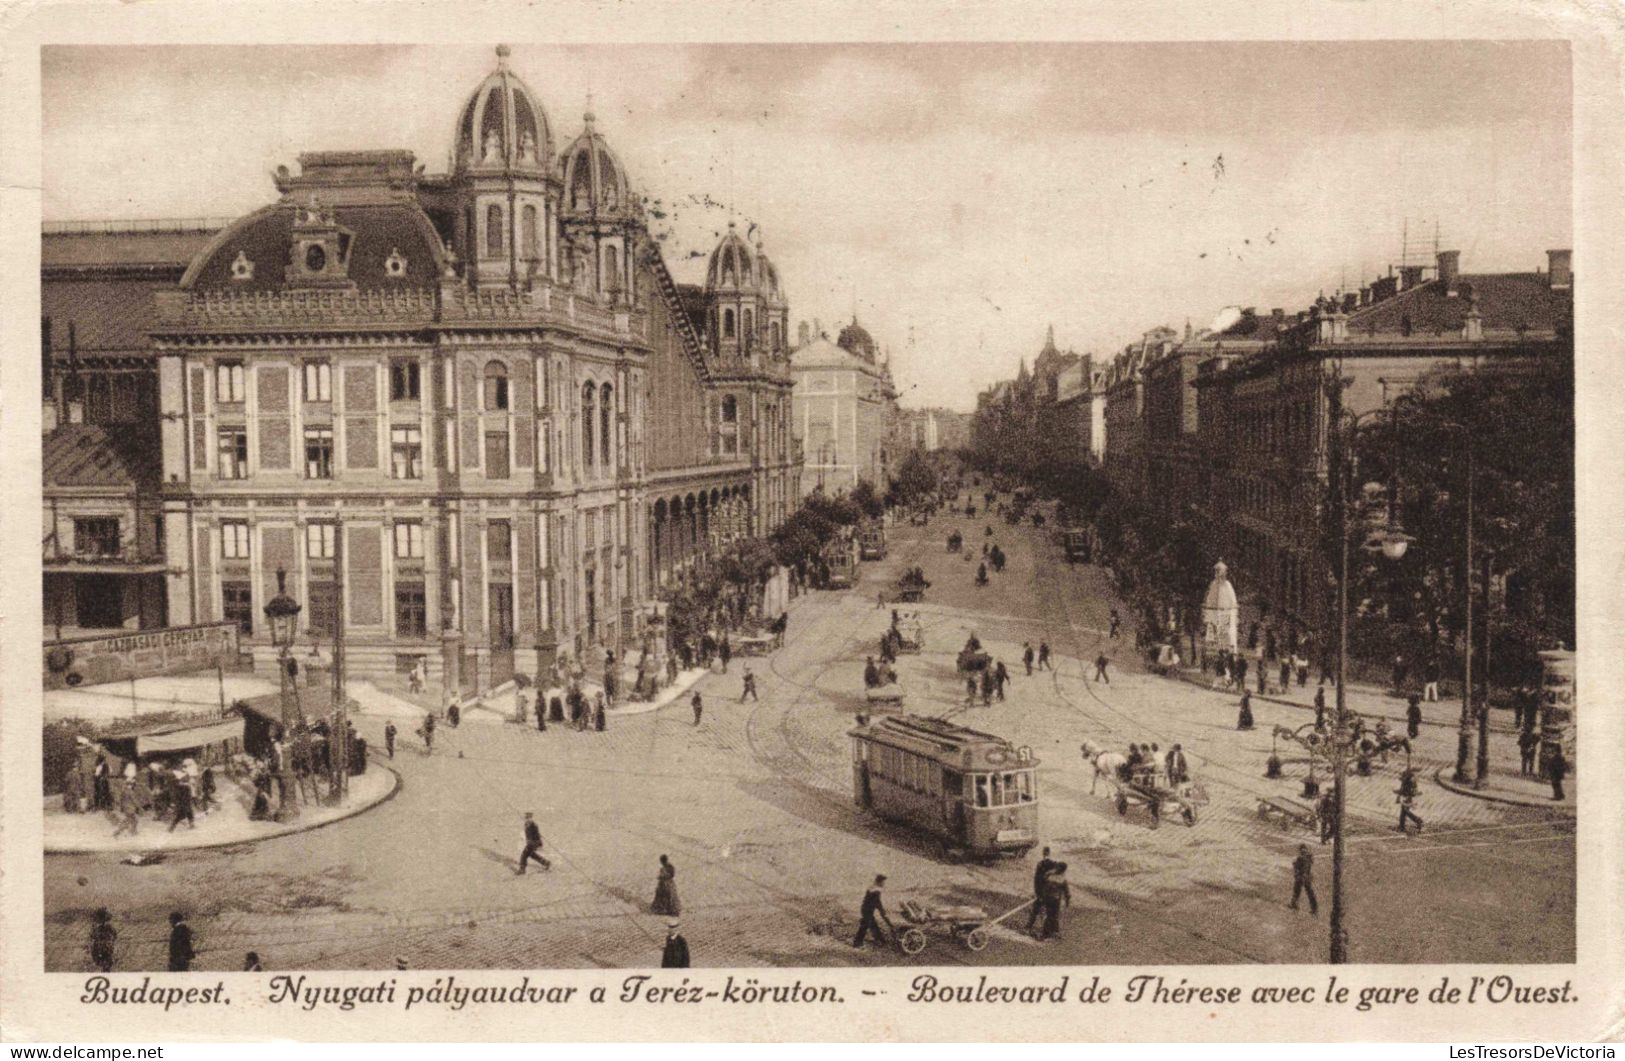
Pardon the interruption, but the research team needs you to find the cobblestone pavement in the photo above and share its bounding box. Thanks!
[44,511,1574,971]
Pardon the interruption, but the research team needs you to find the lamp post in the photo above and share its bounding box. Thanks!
[264,567,302,724]
[1326,376,1412,965]
[264,567,304,817]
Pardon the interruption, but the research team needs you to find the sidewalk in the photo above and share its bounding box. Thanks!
[46,763,398,854]
[1166,661,1573,812]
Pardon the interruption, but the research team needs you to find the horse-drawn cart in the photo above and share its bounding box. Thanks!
[1100,774,1208,827]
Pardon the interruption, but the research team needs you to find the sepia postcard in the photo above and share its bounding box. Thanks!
[1,0,1621,1044]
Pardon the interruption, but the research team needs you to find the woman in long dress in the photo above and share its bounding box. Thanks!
[651,854,680,916]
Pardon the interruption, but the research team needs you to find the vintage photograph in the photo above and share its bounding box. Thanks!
[37,40,1575,974]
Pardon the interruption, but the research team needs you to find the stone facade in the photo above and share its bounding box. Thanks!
[42,47,800,693]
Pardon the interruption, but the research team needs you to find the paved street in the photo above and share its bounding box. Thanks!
[45,511,1573,971]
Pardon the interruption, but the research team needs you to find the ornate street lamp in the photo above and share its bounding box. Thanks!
[264,567,302,728]
[264,567,302,653]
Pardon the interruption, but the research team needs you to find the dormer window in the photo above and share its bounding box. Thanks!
[305,244,327,272]
[384,247,408,279]
[230,251,255,281]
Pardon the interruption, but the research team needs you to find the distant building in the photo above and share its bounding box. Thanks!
[790,318,895,495]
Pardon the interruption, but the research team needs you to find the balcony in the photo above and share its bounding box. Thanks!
[43,540,167,574]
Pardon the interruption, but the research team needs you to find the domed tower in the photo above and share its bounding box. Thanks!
[557,108,643,304]
[753,237,790,359]
[451,44,559,288]
[704,222,767,361]
[836,317,877,363]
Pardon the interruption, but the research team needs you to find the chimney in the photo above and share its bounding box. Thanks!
[1548,249,1571,290]
[1437,250,1460,295]
[1399,265,1425,291]
[1371,276,1398,302]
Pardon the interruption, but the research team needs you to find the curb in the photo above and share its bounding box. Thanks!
[1431,765,1574,812]
[45,762,402,856]
[1167,668,1518,735]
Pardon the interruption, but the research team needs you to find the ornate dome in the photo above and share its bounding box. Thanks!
[454,45,552,174]
[559,111,635,219]
[755,241,784,304]
[705,221,757,292]
[836,318,877,362]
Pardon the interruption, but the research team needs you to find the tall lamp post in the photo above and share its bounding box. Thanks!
[1326,378,1413,964]
[264,567,304,817]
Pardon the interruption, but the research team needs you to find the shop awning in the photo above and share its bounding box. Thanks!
[136,717,243,756]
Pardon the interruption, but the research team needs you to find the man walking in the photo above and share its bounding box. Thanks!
[1548,745,1568,801]
[1290,845,1318,914]
[167,767,195,832]
[1037,641,1051,671]
[661,920,690,968]
[1023,642,1034,676]
[421,711,436,755]
[965,674,978,705]
[1405,695,1422,740]
[980,667,994,706]
[167,912,195,971]
[1313,687,1327,729]
[994,660,1009,701]
[1423,657,1441,703]
[691,691,704,726]
[719,635,732,674]
[384,720,397,759]
[1396,768,1424,834]
[1024,847,1059,934]
[740,665,758,703]
[852,875,894,949]
[517,812,552,874]
[1108,608,1121,639]
[1092,653,1110,684]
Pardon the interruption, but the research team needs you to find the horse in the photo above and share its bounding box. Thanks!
[1080,740,1130,795]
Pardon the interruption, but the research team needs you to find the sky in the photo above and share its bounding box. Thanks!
[42,42,1571,411]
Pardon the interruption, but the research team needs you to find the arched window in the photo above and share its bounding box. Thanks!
[720,395,739,456]
[723,308,735,339]
[581,382,597,470]
[600,383,613,467]
[483,360,509,411]
[486,203,504,257]
[603,244,619,292]
[522,205,538,260]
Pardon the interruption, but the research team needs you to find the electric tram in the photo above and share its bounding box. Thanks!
[850,714,1039,858]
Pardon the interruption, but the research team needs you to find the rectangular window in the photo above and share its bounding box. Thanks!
[393,520,424,559]
[484,431,510,479]
[390,359,421,402]
[302,360,332,402]
[217,428,249,479]
[73,517,120,557]
[391,426,423,479]
[487,520,512,563]
[304,427,334,479]
[306,522,336,559]
[215,361,245,403]
[221,520,251,560]
[307,581,339,639]
[222,581,253,636]
[395,583,427,639]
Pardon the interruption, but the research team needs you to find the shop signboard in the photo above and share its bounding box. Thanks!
[43,623,241,691]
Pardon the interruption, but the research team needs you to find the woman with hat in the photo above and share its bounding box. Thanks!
[651,854,681,916]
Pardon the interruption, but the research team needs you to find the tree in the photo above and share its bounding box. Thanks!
[888,450,939,510]
[849,480,885,520]
[1347,353,1574,688]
